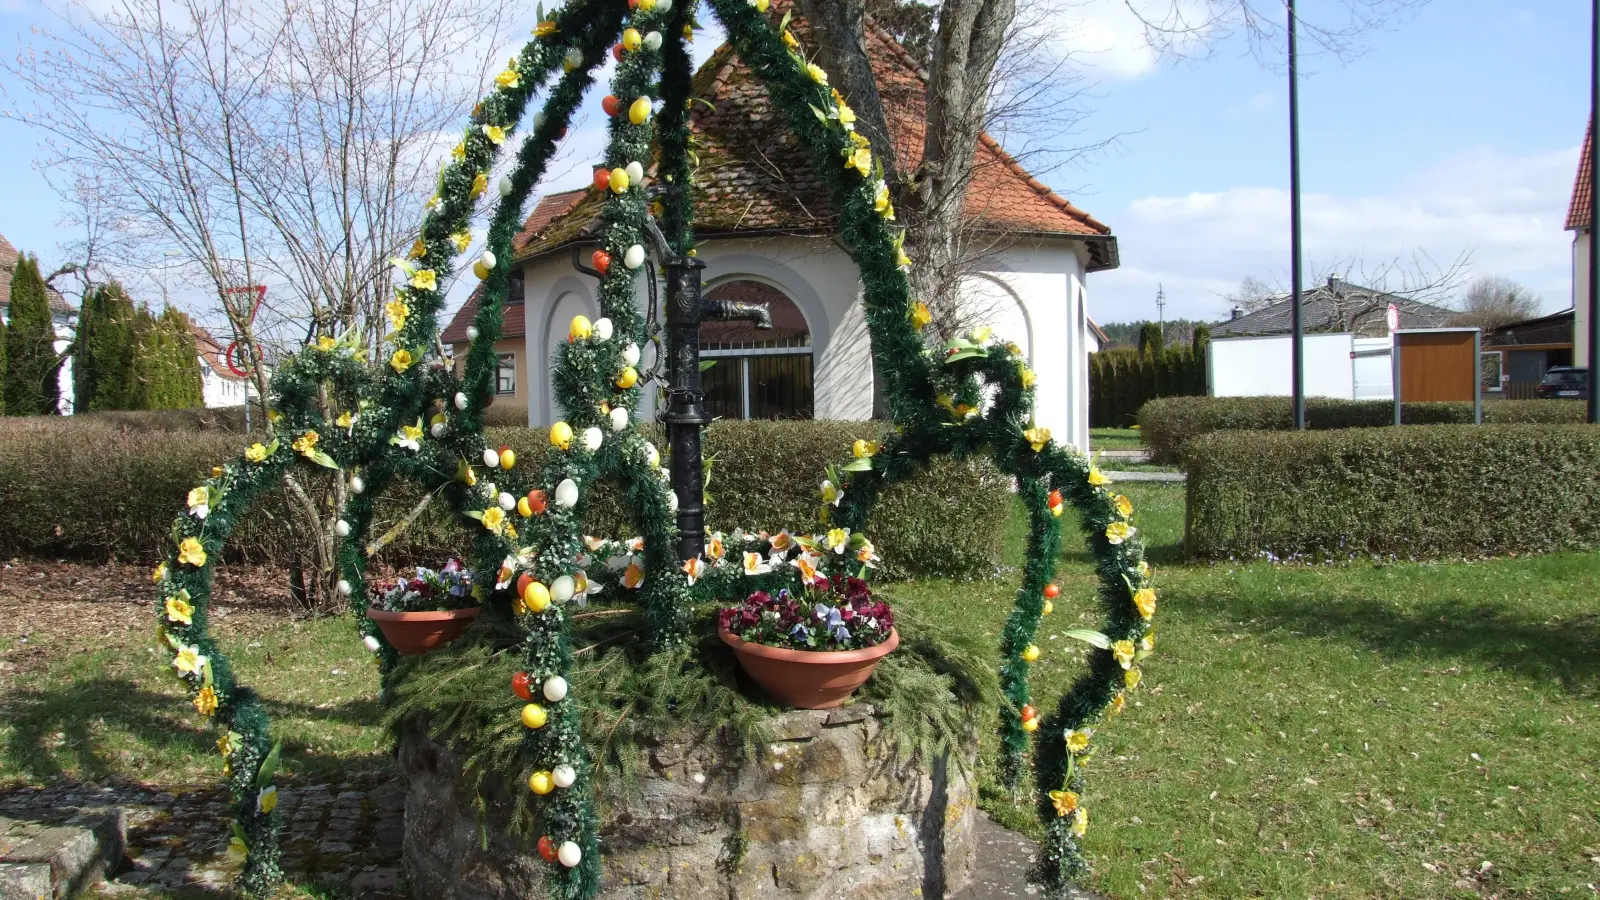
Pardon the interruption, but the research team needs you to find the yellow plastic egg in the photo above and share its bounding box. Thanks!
[1021,718,1039,733]
[568,315,592,341]
[517,496,533,517]
[523,581,551,613]
[608,167,631,194]
[520,703,548,729]
[528,770,554,795]
[499,448,516,470]
[550,421,573,450]
[1021,645,1040,662]
[622,28,642,51]
[615,367,638,389]
[628,97,651,126]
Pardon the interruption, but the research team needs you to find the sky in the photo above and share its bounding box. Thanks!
[0,0,1590,329]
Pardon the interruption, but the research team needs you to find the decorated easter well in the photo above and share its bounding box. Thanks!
[151,0,1158,897]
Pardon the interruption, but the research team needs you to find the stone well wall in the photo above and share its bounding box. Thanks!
[399,704,976,899]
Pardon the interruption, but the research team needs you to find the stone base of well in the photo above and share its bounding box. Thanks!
[398,704,976,899]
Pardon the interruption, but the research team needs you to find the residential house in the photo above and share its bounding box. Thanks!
[1483,308,1575,399]
[444,7,1118,451]
[190,322,258,408]
[0,232,76,413]
[1214,276,1453,338]
[1565,119,1593,369]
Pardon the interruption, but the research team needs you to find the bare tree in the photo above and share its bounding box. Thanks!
[1222,274,1277,314]
[1122,0,1429,63]
[6,0,513,607]
[794,0,1106,339]
[1450,275,1541,331]
[1223,251,1470,335]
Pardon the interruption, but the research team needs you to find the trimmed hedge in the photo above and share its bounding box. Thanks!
[1185,424,1600,561]
[1138,396,1588,464]
[0,417,1010,580]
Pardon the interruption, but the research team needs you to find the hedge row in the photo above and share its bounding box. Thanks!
[1185,424,1600,561]
[1137,396,1588,463]
[1088,345,1206,428]
[0,417,1010,580]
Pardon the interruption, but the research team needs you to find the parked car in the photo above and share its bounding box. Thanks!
[1534,366,1590,400]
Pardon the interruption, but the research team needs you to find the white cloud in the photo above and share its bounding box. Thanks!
[1055,0,1212,81]
[1088,144,1581,323]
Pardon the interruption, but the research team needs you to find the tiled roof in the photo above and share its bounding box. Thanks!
[511,2,1114,268]
[1568,118,1591,232]
[190,322,249,381]
[441,190,581,344]
[1214,279,1454,338]
[0,233,73,316]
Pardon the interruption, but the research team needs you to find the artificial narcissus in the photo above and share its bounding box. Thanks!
[511,672,533,701]
[602,95,623,116]
[615,366,639,389]
[568,315,592,341]
[550,421,574,450]
[1021,645,1041,662]
[528,770,554,795]
[520,703,548,729]
[592,249,611,276]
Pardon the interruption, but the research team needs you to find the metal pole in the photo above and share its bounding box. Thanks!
[1288,0,1306,430]
[1590,0,1599,422]
[1473,329,1482,424]
[663,258,710,563]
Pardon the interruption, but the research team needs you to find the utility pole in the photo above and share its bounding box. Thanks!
[1590,0,1599,423]
[1155,284,1167,341]
[1288,0,1306,430]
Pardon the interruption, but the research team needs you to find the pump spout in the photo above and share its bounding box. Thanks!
[701,298,772,329]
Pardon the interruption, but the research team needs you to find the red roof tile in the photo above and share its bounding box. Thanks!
[1568,118,1592,232]
[512,5,1114,268]
[190,322,248,381]
[442,287,526,344]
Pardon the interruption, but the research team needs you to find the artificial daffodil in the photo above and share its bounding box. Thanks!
[165,590,195,626]
[178,537,208,568]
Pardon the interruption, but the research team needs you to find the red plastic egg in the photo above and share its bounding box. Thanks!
[526,490,548,515]
[1047,489,1063,508]
[1043,583,1060,599]
[516,573,534,599]
[592,168,610,191]
[602,95,622,117]
[1020,704,1037,722]
[592,249,611,276]
[611,43,625,61]
[512,671,533,701]
[538,835,559,863]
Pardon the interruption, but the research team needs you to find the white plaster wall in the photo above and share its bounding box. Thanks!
[1575,231,1592,368]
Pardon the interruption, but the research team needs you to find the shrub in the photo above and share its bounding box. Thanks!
[1185,424,1600,561]
[0,417,1010,580]
[1089,345,1206,428]
[1138,396,1587,464]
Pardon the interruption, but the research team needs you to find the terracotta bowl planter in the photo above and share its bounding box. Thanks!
[369,606,480,655]
[719,626,899,709]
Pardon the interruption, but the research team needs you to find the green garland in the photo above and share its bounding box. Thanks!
[155,1,1158,897]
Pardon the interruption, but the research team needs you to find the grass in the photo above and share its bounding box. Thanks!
[879,482,1600,899]
[5,481,1599,899]
[1091,427,1146,451]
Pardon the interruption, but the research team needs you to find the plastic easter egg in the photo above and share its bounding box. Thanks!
[555,478,579,508]
[542,675,569,702]
[583,427,603,452]
[549,575,575,603]
[623,244,645,269]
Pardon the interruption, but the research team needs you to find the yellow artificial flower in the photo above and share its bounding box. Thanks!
[896,245,912,269]
[782,30,800,50]
[970,326,992,344]
[410,268,437,291]
[258,786,278,814]
[1113,493,1133,518]
[495,68,521,89]
[1087,467,1112,486]
[481,506,506,531]
[316,335,336,352]
[851,439,878,459]
[409,238,427,259]
[820,480,843,507]
[186,486,208,512]
[336,411,353,429]
[1140,631,1156,652]
[483,124,507,146]
[227,836,249,862]
[806,63,828,84]
[1049,789,1079,817]
[1111,639,1136,669]
[825,527,850,553]
[795,554,819,582]
[1023,427,1051,452]
[172,644,206,676]
[623,561,645,589]
[1105,521,1133,545]
[1020,366,1037,389]
[178,537,208,568]
[451,140,467,161]
[218,731,240,757]
[244,442,268,463]
[1110,693,1126,715]
[390,348,415,374]
[874,181,893,216]
[193,685,218,716]
[707,535,726,560]
[451,231,472,253]
[165,591,195,626]
[152,562,168,583]
[844,146,872,176]
[1071,807,1088,838]
[1065,729,1091,754]
[533,20,557,37]
[909,301,932,330]
[1125,667,1142,690]
[836,102,857,129]
[1136,559,1151,579]
[385,298,410,330]
[267,408,282,423]
[1132,587,1157,620]
[471,173,488,198]
[750,0,769,10]
[292,430,320,456]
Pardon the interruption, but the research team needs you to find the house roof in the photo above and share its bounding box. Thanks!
[1568,119,1592,233]
[1484,307,1575,347]
[0,233,73,316]
[507,2,1114,269]
[1214,278,1454,337]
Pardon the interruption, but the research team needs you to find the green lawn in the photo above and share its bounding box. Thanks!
[4,482,1598,900]
[1091,427,1146,451]
[881,482,1600,899]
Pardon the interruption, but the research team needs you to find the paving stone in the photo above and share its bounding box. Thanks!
[0,861,54,899]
